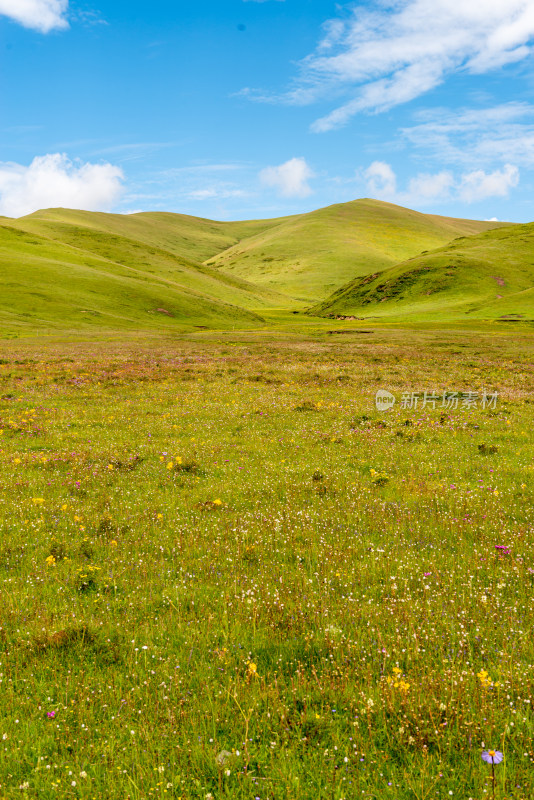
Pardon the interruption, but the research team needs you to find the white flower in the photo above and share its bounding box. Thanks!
[79,771,88,779]
[215,750,232,767]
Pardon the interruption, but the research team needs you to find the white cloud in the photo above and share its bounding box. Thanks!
[0,0,69,33]
[364,162,397,199]
[363,161,519,206]
[458,164,519,202]
[407,171,455,201]
[188,187,249,200]
[402,102,534,167]
[288,0,534,130]
[0,154,124,218]
[259,157,314,197]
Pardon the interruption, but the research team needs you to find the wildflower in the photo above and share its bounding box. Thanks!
[45,555,56,566]
[47,711,56,718]
[247,660,258,677]
[216,750,232,767]
[482,750,503,764]
[477,669,493,688]
[213,498,222,506]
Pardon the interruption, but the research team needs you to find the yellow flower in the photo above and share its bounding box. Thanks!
[32,498,45,505]
[167,461,174,470]
[477,669,492,688]
[246,661,258,677]
[45,555,56,566]
[213,498,222,506]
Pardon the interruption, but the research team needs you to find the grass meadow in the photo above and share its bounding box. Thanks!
[0,325,533,799]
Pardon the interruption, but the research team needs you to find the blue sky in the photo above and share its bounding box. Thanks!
[1,0,534,221]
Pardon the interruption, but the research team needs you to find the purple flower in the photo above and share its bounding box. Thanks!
[47,711,56,718]
[482,749,503,764]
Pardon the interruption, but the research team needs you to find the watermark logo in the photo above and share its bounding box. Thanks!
[375,389,499,411]
[375,389,396,412]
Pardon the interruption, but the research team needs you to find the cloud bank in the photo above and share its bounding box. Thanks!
[0,154,124,218]
[289,0,534,131]
[0,0,69,33]
[364,160,519,206]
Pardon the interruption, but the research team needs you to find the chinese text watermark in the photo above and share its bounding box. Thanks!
[375,389,499,412]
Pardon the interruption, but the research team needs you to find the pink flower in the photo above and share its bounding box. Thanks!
[47,711,56,719]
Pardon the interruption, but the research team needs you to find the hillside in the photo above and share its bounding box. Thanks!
[19,208,287,264]
[0,220,272,334]
[310,222,534,322]
[0,200,515,334]
[204,199,506,302]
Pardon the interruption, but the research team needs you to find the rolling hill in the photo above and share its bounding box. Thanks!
[0,199,518,334]
[0,219,278,334]
[204,199,506,302]
[310,222,534,322]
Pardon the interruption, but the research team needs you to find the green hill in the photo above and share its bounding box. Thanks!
[205,199,506,302]
[19,208,285,264]
[0,220,274,334]
[0,200,516,335]
[310,222,534,322]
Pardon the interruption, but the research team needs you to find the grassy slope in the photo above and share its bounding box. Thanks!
[0,200,516,334]
[310,222,534,321]
[205,199,507,302]
[0,222,268,333]
[21,208,286,263]
[0,207,304,333]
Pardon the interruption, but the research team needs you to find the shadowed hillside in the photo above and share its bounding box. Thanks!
[0,222,268,333]
[310,222,534,322]
[204,199,507,302]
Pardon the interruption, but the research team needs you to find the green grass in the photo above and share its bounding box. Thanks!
[312,222,534,322]
[205,199,507,302]
[0,327,533,799]
[1,200,511,337]
[0,219,286,335]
